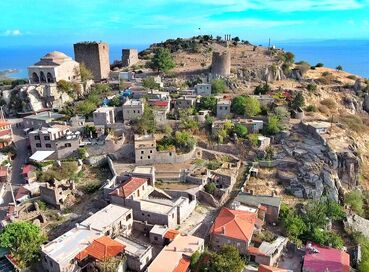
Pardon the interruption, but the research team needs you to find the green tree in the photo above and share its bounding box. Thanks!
[136,107,155,134]
[207,245,245,272]
[79,63,93,81]
[0,221,46,268]
[266,115,282,135]
[231,96,247,115]
[77,100,97,117]
[244,96,261,117]
[199,96,217,112]
[247,133,259,147]
[211,79,227,94]
[311,229,344,249]
[108,96,122,107]
[285,52,295,63]
[223,120,234,132]
[174,131,196,151]
[143,77,160,90]
[149,48,175,73]
[190,251,201,269]
[291,92,305,109]
[204,182,217,195]
[233,124,248,138]
[254,84,271,95]
[336,65,343,71]
[315,63,324,67]
[307,83,317,92]
[345,190,364,215]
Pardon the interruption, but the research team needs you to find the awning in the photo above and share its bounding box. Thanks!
[29,151,55,162]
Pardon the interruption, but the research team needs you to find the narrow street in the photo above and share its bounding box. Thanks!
[0,119,28,220]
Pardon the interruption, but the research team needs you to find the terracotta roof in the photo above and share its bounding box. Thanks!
[164,229,180,240]
[258,264,288,272]
[150,100,169,107]
[75,236,125,262]
[0,121,11,127]
[259,205,267,211]
[248,246,267,257]
[110,177,148,198]
[15,187,30,201]
[172,256,190,272]
[211,207,256,241]
[303,242,350,272]
[0,167,8,177]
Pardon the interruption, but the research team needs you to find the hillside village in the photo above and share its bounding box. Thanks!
[0,35,368,272]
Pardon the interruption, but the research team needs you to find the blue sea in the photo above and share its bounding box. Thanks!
[1,40,369,78]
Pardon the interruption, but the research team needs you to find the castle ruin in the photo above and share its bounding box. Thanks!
[73,41,110,82]
[211,51,231,77]
[122,48,139,67]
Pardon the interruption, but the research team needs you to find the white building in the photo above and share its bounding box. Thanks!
[41,204,133,272]
[216,99,231,119]
[28,51,80,84]
[195,83,212,96]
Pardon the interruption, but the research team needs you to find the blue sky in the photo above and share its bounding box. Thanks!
[1,0,369,47]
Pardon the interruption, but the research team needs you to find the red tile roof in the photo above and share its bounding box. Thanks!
[211,207,256,241]
[164,229,180,240]
[110,177,148,198]
[258,264,288,272]
[150,100,169,107]
[15,186,30,201]
[172,256,190,272]
[75,236,125,262]
[303,242,350,272]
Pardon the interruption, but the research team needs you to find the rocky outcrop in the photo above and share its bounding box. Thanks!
[237,65,286,82]
[345,213,369,239]
[337,151,360,188]
[363,93,369,113]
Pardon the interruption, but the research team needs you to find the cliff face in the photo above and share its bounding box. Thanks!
[236,65,286,82]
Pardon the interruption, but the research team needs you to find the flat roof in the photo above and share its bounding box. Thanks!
[42,204,131,264]
[133,166,154,175]
[235,192,281,208]
[29,151,55,162]
[147,234,204,272]
[94,107,114,113]
[140,199,174,214]
[150,225,168,236]
[81,204,131,232]
[305,121,331,129]
[123,99,142,106]
[23,111,64,121]
[115,236,150,257]
[259,236,288,256]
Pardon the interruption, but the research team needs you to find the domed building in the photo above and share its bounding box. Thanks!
[28,51,80,84]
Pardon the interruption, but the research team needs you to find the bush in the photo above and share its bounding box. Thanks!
[320,98,337,109]
[345,190,364,215]
[244,96,261,117]
[211,79,227,94]
[340,114,366,133]
[291,92,305,109]
[305,105,317,112]
[204,182,217,195]
[295,61,311,75]
[306,83,317,92]
[79,63,93,81]
[254,84,271,95]
[266,115,282,135]
[315,63,324,67]
[233,124,248,138]
[198,96,217,112]
[82,181,101,194]
[336,65,343,71]
[143,77,160,90]
[207,160,222,170]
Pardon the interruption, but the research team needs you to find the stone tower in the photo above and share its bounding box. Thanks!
[122,49,139,67]
[73,42,110,82]
[211,51,231,77]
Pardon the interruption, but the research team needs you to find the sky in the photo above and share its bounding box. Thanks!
[1,0,369,47]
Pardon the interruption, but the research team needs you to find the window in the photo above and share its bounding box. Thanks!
[45,144,51,148]
[148,156,150,159]
[154,236,158,241]
[140,156,143,159]
[150,150,153,153]
[138,110,140,113]
[36,143,41,148]
[133,110,136,113]
[34,135,40,140]
[44,136,50,141]
[219,106,222,110]
[126,213,132,221]
[225,107,228,110]
[65,143,72,147]
[141,150,144,154]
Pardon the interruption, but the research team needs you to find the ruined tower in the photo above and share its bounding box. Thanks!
[211,51,231,77]
[122,49,139,67]
[73,41,110,82]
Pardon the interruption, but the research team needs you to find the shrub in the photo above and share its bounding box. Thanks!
[254,84,271,95]
[340,114,366,133]
[315,63,324,67]
[336,65,343,71]
[291,92,305,109]
[233,124,248,138]
[318,104,329,114]
[345,190,364,215]
[204,182,217,195]
[82,181,101,194]
[295,61,311,75]
[143,77,160,90]
[266,115,282,135]
[207,160,222,170]
[306,83,317,92]
[211,79,227,94]
[320,98,337,109]
[305,105,317,112]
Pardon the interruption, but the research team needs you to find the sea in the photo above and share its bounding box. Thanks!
[1,39,369,78]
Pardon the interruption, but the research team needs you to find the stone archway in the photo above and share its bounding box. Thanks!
[40,71,46,83]
[47,72,54,83]
[32,72,39,83]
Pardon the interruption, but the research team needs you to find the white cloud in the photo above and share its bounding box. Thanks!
[4,29,22,36]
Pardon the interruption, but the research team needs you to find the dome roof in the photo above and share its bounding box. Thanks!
[42,51,70,60]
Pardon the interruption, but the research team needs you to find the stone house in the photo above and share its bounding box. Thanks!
[210,207,262,255]
[251,95,275,107]
[257,136,271,151]
[115,235,153,272]
[302,121,331,135]
[175,96,197,109]
[93,106,115,126]
[149,225,168,245]
[122,99,144,121]
[233,192,281,223]
[28,51,80,84]
[108,176,196,228]
[247,236,288,266]
[197,110,210,122]
[69,115,85,128]
[41,204,133,272]
[23,111,65,129]
[195,83,212,96]
[216,99,231,119]
[28,124,80,160]
[40,179,75,209]
[148,100,170,124]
